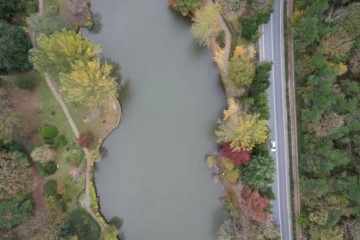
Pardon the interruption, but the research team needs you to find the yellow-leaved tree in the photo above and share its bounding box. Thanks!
[29,30,101,78]
[59,59,118,107]
[215,113,268,151]
[191,4,220,46]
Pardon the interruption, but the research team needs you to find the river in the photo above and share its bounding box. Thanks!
[83,0,226,239]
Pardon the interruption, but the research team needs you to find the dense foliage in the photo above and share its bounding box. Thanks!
[29,30,101,78]
[0,198,33,229]
[292,0,360,237]
[0,20,32,74]
[0,0,22,22]
[62,209,101,240]
[168,0,202,16]
[0,148,32,199]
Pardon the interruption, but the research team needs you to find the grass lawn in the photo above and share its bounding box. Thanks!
[37,72,85,211]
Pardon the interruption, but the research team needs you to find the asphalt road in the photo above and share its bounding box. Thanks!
[259,0,293,239]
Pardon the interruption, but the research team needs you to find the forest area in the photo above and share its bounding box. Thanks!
[291,0,360,238]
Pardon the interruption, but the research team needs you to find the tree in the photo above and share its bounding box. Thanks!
[77,131,95,148]
[29,30,101,78]
[227,54,256,88]
[300,177,330,199]
[343,2,360,39]
[168,0,202,16]
[218,218,279,240]
[318,29,353,57]
[59,59,118,107]
[219,142,252,166]
[0,20,31,74]
[0,198,33,229]
[242,155,275,189]
[308,225,344,240]
[248,62,272,97]
[31,145,55,163]
[0,112,24,144]
[308,112,344,138]
[191,4,220,46]
[221,157,240,184]
[349,48,360,76]
[215,113,268,151]
[241,185,271,222]
[0,0,22,22]
[26,11,70,36]
[309,209,329,226]
[0,149,31,199]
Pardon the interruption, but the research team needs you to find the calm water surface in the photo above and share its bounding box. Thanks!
[84,0,226,239]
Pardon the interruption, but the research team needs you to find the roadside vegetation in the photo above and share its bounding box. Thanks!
[0,0,121,239]
[171,0,279,239]
[291,0,360,239]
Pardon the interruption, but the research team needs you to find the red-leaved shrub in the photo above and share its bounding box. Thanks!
[241,185,270,223]
[219,143,252,166]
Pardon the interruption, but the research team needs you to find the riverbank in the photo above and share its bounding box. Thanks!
[170,0,280,238]
[34,0,123,238]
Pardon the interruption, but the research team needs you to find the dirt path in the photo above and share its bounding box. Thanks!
[286,0,302,239]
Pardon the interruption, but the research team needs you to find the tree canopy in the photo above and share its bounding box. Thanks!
[191,4,220,46]
[0,149,32,199]
[215,113,268,151]
[227,54,256,88]
[29,30,101,78]
[169,0,202,16]
[59,59,118,107]
[0,20,31,74]
[241,155,275,189]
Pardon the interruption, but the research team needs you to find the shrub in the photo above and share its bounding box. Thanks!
[38,161,57,176]
[77,131,95,148]
[31,144,55,163]
[44,179,61,200]
[0,198,33,229]
[39,124,58,139]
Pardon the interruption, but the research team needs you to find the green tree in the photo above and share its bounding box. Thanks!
[227,54,256,88]
[300,177,330,199]
[215,113,268,151]
[343,2,360,39]
[191,4,220,46]
[59,59,118,107]
[0,0,22,22]
[169,0,202,16]
[241,155,275,189]
[29,30,101,78]
[248,62,272,96]
[0,149,32,199]
[0,20,31,74]
[0,198,33,229]
[26,11,70,36]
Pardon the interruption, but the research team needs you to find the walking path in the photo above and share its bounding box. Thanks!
[286,0,302,239]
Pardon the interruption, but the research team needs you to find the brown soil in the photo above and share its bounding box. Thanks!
[10,72,43,145]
